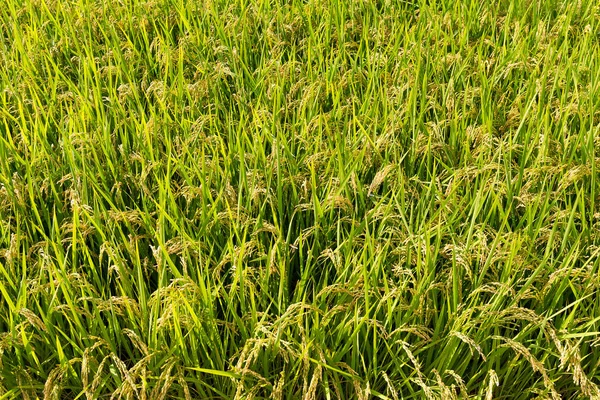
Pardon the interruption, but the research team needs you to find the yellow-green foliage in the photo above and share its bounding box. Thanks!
[1,0,600,398]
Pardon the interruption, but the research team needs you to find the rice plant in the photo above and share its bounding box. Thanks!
[1,0,600,398]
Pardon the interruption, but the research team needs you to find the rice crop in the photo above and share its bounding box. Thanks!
[1,0,600,398]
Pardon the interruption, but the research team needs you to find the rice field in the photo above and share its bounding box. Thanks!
[1,0,600,398]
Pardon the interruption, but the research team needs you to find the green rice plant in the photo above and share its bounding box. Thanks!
[1,0,600,398]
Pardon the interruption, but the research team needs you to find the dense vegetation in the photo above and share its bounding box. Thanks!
[1,0,600,398]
